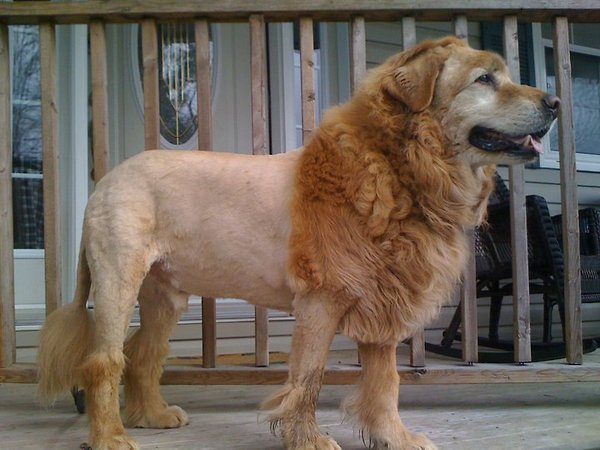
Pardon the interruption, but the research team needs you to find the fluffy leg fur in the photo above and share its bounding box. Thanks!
[342,343,437,450]
[76,238,154,450]
[123,272,189,428]
[261,291,346,450]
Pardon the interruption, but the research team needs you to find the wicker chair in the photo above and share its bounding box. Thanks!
[437,174,600,360]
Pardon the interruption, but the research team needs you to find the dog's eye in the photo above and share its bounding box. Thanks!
[476,73,494,85]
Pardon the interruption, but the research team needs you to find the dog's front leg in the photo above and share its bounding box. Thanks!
[342,342,437,450]
[261,291,345,450]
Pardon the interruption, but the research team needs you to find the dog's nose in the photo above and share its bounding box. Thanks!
[543,94,560,118]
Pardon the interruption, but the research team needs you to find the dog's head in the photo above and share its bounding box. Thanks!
[370,36,558,166]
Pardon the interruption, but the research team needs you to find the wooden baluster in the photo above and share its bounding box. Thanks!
[195,19,218,369]
[553,17,583,365]
[141,19,160,150]
[0,24,15,368]
[300,16,316,144]
[503,16,532,364]
[250,14,270,367]
[400,16,426,367]
[40,23,62,315]
[453,15,478,364]
[350,15,367,366]
[401,16,416,49]
[90,20,110,182]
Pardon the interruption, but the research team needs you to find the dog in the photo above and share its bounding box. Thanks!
[37,36,558,450]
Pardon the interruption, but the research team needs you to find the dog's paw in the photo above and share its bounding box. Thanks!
[372,432,438,450]
[130,405,189,429]
[291,435,342,450]
[90,433,140,450]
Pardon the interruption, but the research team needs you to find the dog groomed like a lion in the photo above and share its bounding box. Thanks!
[38,36,558,450]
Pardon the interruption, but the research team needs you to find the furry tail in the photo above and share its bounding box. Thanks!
[37,243,95,406]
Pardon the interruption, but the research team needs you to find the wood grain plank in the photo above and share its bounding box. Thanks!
[299,16,316,144]
[40,23,62,315]
[3,362,600,385]
[504,15,531,363]
[141,18,160,150]
[195,19,212,151]
[2,2,600,24]
[400,15,426,367]
[350,16,366,89]
[250,14,268,156]
[250,15,270,366]
[453,14,469,40]
[202,298,217,368]
[350,16,367,366]
[0,24,15,368]
[90,20,110,182]
[460,237,478,364]
[255,307,269,367]
[553,17,583,365]
[401,16,416,50]
[454,16,477,364]
[410,331,425,368]
[194,19,218,369]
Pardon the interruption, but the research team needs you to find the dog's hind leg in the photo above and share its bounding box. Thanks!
[261,291,346,450]
[123,269,190,429]
[342,342,437,450]
[78,248,153,450]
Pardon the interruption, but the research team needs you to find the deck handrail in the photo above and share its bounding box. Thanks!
[1,1,600,23]
[0,2,593,383]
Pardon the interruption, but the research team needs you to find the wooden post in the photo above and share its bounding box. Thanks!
[453,15,477,364]
[350,16,367,366]
[401,16,416,49]
[453,15,469,41]
[503,15,532,364]
[90,20,110,182]
[299,16,316,144]
[196,19,212,151]
[0,24,16,368]
[400,16,425,367]
[40,23,62,315]
[250,14,270,367]
[195,19,217,369]
[350,16,366,88]
[141,19,160,150]
[201,297,217,369]
[553,17,582,365]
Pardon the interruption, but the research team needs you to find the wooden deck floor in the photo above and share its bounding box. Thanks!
[2,346,600,449]
[2,376,600,449]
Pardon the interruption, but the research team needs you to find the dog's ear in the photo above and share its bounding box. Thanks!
[383,45,451,112]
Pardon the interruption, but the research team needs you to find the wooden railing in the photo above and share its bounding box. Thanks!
[1,1,600,384]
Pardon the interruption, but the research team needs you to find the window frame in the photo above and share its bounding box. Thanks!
[10,25,45,254]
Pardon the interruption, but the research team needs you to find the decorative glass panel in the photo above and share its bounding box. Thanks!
[159,23,198,146]
[139,23,214,148]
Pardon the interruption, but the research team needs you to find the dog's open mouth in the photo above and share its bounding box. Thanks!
[469,124,551,157]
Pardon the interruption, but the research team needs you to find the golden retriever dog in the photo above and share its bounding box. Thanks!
[37,36,558,450]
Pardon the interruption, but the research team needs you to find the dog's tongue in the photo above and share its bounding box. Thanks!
[529,135,544,154]
[509,135,544,154]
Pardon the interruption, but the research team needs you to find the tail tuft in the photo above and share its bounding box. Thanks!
[37,301,95,406]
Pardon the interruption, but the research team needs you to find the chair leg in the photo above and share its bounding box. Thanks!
[441,301,462,347]
[488,292,503,343]
[543,296,554,343]
[557,303,566,343]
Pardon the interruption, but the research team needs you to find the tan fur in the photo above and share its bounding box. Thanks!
[37,36,556,450]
